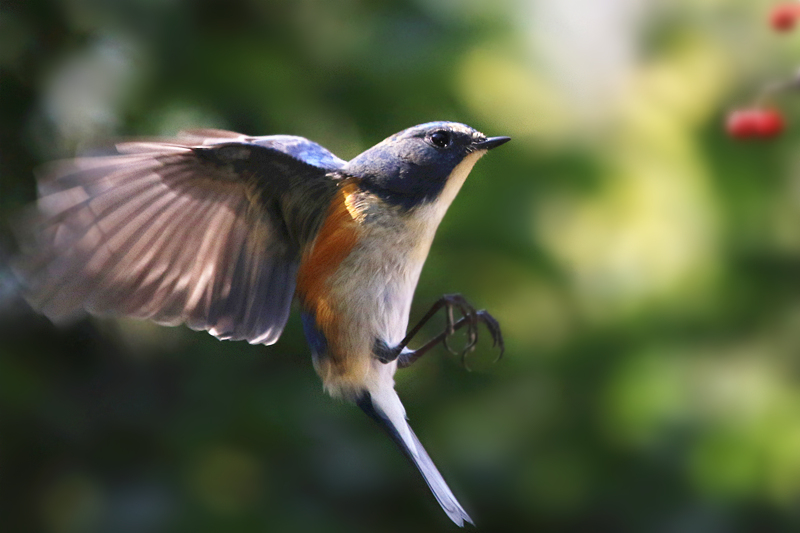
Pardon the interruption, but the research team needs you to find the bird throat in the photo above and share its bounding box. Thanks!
[413,150,483,229]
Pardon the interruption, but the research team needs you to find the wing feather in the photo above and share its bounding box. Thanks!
[16,133,338,345]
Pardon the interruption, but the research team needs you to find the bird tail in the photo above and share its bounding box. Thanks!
[357,388,473,527]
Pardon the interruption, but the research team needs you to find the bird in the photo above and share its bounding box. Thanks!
[14,121,509,526]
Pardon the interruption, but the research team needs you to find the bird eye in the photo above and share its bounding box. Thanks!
[428,130,451,149]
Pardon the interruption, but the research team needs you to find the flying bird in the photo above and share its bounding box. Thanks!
[15,121,509,526]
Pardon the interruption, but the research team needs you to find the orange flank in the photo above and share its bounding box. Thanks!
[296,180,363,362]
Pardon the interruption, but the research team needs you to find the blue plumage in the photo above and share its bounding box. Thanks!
[301,311,328,358]
[346,121,487,209]
[249,135,346,171]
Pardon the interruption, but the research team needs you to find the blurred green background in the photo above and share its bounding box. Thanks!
[3,0,800,531]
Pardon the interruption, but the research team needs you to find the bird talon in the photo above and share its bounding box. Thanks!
[445,305,457,333]
[396,295,506,369]
[461,349,473,371]
[442,334,460,355]
[476,309,505,363]
[463,328,478,352]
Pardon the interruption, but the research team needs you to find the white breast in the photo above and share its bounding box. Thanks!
[316,151,486,399]
[330,151,485,349]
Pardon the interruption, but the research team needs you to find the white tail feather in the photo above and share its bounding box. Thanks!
[359,388,473,527]
[404,421,474,527]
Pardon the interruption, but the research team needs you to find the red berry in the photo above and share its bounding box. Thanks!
[770,4,800,32]
[755,108,785,137]
[726,110,760,138]
[726,109,785,139]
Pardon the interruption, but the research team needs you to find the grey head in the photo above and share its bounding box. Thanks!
[344,122,510,210]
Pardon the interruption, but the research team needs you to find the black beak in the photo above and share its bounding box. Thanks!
[473,136,511,151]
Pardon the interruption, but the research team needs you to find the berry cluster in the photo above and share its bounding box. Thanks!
[725,4,798,140]
[726,109,784,138]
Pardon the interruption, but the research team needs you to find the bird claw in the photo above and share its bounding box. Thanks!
[392,294,505,370]
[442,302,461,355]
[440,294,477,357]
[439,294,503,368]
[476,310,505,363]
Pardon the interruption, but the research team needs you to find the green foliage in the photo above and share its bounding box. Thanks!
[2,0,800,531]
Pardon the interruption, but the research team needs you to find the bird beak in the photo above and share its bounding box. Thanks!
[473,136,511,151]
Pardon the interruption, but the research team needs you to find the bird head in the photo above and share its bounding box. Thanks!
[344,122,509,210]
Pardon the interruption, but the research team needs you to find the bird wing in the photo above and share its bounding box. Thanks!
[175,128,348,171]
[15,133,340,345]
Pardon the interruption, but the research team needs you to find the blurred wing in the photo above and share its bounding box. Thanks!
[16,135,339,345]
